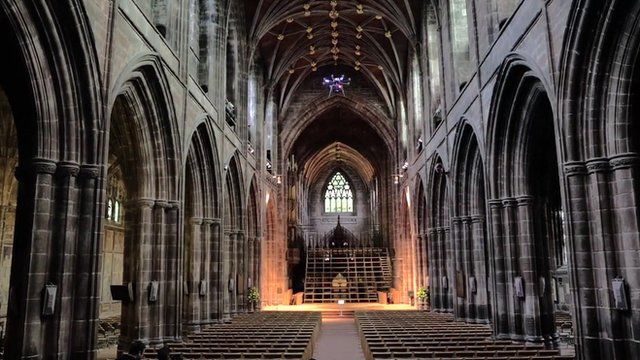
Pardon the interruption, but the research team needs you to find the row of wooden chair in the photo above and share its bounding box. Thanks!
[355,311,575,359]
[143,312,321,359]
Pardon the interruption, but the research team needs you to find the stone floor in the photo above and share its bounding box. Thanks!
[312,316,365,360]
[97,346,117,360]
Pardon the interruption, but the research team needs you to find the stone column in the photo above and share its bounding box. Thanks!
[515,196,543,343]
[150,201,167,343]
[426,229,439,311]
[502,198,522,339]
[119,198,154,351]
[4,159,56,359]
[184,217,203,332]
[237,231,246,313]
[72,164,101,358]
[165,201,180,340]
[451,217,465,318]
[210,219,221,321]
[488,199,508,338]
[444,227,454,313]
[462,217,473,322]
[223,231,235,320]
[563,162,597,356]
[200,219,214,324]
[471,216,489,323]
[50,162,80,355]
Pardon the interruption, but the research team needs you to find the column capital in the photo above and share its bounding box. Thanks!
[515,196,534,206]
[563,161,586,177]
[15,158,57,180]
[585,158,610,174]
[79,164,101,179]
[56,161,80,178]
[610,153,640,170]
[501,198,517,207]
[470,215,485,224]
[128,198,155,209]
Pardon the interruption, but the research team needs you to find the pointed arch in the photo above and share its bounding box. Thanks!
[451,121,491,324]
[323,171,355,214]
[0,1,104,357]
[427,154,453,314]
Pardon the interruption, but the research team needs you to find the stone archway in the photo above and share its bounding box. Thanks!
[183,120,222,331]
[451,123,491,324]
[487,57,566,346]
[427,156,453,313]
[559,2,640,358]
[223,153,246,318]
[105,58,181,351]
[0,1,103,357]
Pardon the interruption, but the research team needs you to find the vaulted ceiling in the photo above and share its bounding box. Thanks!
[246,0,422,116]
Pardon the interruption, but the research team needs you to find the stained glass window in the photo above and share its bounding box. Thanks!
[324,172,354,213]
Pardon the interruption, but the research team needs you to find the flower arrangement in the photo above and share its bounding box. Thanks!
[247,287,260,304]
[416,287,429,303]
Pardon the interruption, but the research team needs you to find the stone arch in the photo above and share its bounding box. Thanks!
[222,152,246,318]
[424,1,444,127]
[414,176,429,293]
[448,0,472,89]
[183,119,223,330]
[427,154,453,313]
[451,121,491,324]
[0,1,103,357]
[559,2,640,358]
[262,193,285,306]
[393,185,415,305]
[246,178,260,307]
[107,54,181,200]
[487,56,566,346]
[106,56,182,350]
[281,95,397,159]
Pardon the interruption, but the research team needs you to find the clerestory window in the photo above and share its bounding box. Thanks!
[324,172,354,213]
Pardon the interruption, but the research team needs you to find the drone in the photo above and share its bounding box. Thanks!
[322,74,351,97]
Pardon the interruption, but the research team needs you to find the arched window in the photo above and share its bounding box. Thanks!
[324,172,354,213]
[449,0,472,89]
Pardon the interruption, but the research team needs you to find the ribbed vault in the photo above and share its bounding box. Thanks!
[247,0,421,114]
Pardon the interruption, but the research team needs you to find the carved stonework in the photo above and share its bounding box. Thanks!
[585,158,610,174]
[563,162,586,177]
[609,153,640,170]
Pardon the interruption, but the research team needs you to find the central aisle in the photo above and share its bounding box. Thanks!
[312,315,365,360]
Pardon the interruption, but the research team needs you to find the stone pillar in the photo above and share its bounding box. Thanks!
[72,164,101,358]
[150,201,167,343]
[200,219,213,324]
[119,198,154,351]
[236,231,246,313]
[426,229,440,311]
[451,217,465,318]
[471,216,489,323]
[444,227,454,313]
[502,198,523,339]
[210,219,221,321]
[184,217,203,332]
[227,231,237,317]
[51,162,80,355]
[165,201,180,340]
[4,159,57,359]
[488,199,508,338]
[462,217,473,322]
[515,196,543,343]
